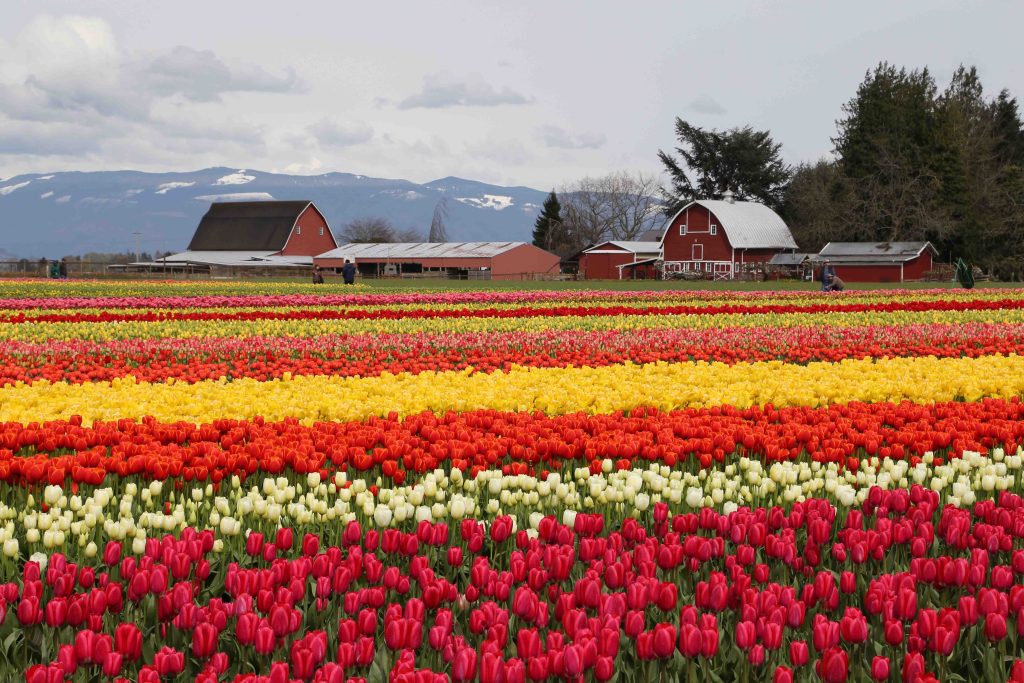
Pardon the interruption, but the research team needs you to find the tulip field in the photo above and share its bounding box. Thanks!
[5,280,1024,683]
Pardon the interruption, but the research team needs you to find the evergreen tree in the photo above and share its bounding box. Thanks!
[532,191,562,250]
[658,119,791,213]
[993,90,1024,165]
[832,64,947,242]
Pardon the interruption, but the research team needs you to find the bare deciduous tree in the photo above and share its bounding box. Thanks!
[559,172,663,251]
[341,217,424,243]
[428,198,449,243]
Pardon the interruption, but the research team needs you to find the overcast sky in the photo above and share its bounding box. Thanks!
[1,1,1022,189]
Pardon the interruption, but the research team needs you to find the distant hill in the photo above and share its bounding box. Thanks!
[0,168,550,258]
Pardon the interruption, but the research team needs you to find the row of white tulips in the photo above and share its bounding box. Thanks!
[0,448,1020,561]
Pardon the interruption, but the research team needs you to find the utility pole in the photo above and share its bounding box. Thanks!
[132,231,141,262]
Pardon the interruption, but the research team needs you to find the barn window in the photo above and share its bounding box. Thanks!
[319,227,324,236]
[296,226,301,236]
[692,244,703,260]
[679,224,687,236]
[710,224,717,236]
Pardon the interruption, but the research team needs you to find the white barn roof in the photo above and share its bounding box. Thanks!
[318,242,527,259]
[155,251,312,267]
[608,241,663,253]
[662,200,798,250]
[582,241,663,255]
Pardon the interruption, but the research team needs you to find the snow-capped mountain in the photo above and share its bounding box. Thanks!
[0,168,551,257]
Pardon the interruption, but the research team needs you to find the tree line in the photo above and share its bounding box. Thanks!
[535,62,1024,277]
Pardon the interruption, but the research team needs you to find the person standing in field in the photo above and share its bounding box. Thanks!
[312,265,324,284]
[342,259,356,285]
[58,258,68,279]
[819,259,835,292]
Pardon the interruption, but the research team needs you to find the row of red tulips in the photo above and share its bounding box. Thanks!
[6,297,1024,325]
[4,324,1024,386]
[3,399,1022,486]
[11,487,1024,681]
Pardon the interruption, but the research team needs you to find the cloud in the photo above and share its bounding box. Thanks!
[397,73,530,109]
[144,46,303,102]
[307,118,374,147]
[688,96,727,115]
[536,125,606,150]
[0,14,298,167]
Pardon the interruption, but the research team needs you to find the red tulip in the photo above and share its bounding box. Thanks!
[789,640,809,667]
[735,620,756,650]
[679,623,702,657]
[101,652,123,677]
[490,516,513,543]
[301,532,319,557]
[817,647,849,683]
[192,622,219,659]
[840,609,868,644]
[871,656,890,681]
[17,597,41,625]
[902,651,926,682]
[883,620,903,646]
[985,613,1008,642]
[774,665,794,683]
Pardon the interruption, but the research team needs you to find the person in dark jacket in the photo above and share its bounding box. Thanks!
[342,260,356,285]
[58,258,68,279]
[819,260,835,292]
[312,266,324,284]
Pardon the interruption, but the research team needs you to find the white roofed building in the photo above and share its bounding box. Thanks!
[658,193,798,280]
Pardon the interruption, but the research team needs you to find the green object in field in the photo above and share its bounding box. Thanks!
[954,258,974,289]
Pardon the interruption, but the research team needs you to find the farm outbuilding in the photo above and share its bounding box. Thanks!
[578,241,662,280]
[659,192,799,280]
[815,241,938,283]
[132,200,338,273]
[767,252,814,280]
[315,242,560,280]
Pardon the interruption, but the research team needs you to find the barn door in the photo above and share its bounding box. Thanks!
[691,244,703,261]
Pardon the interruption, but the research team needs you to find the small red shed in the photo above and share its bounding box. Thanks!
[659,194,798,279]
[815,242,938,283]
[579,241,662,279]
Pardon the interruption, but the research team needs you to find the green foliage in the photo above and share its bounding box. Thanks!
[785,62,1024,278]
[658,119,791,213]
[532,190,563,251]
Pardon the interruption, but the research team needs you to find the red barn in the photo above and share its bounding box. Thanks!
[816,242,938,283]
[152,200,339,272]
[578,241,662,279]
[315,242,560,280]
[188,200,338,257]
[659,196,798,279]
